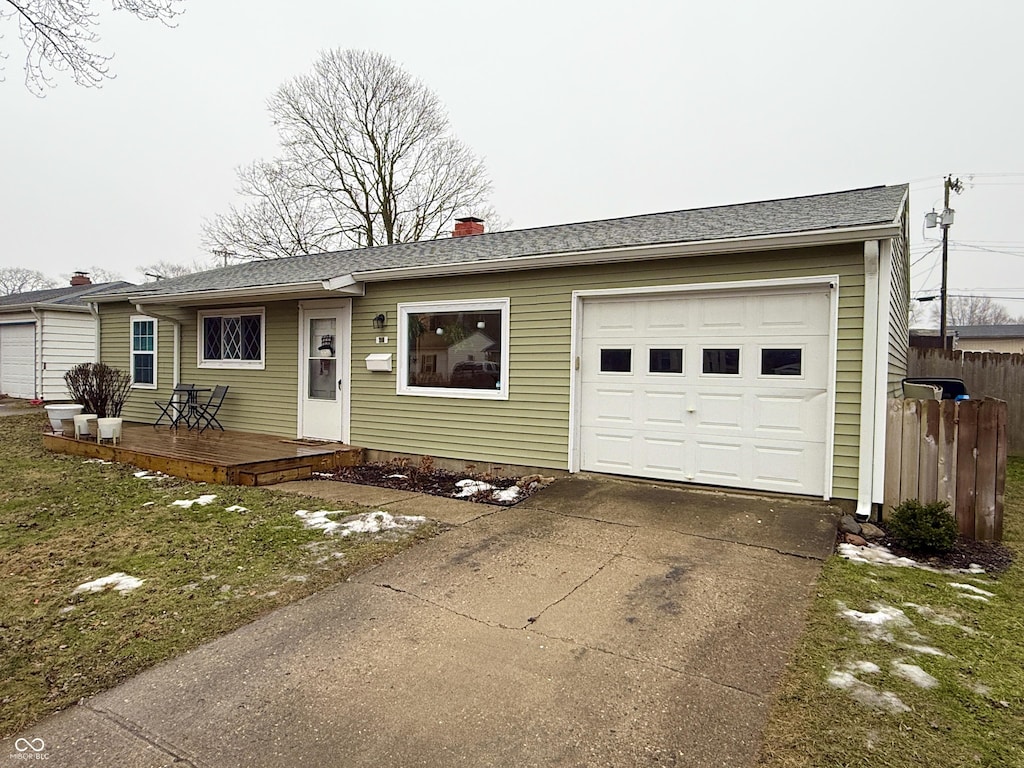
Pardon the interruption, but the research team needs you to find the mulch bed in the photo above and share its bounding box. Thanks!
[841,521,1015,574]
[326,462,543,506]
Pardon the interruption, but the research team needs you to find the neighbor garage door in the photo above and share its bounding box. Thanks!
[579,286,832,495]
[0,323,36,399]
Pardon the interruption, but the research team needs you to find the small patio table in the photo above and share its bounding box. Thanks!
[182,387,211,429]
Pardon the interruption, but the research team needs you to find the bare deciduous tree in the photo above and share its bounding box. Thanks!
[934,295,1021,327]
[1,0,185,96]
[203,49,494,260]
[0,266,56,294]
[137,257,216,281]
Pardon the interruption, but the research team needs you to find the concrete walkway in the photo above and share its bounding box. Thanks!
[6,477,840,767]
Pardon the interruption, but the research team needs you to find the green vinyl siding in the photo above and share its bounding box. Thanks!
[350,242,868,500]
[99,301,300,437]
[887,210,911,395]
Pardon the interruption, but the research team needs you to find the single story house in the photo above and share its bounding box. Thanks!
[0,276,132,400]
[89,184,910,517]
[952,324,1024,354]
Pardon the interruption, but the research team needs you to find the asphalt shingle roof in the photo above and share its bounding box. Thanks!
[96,184,907,301]
[0,282,133,310]
[953,324,1024,339]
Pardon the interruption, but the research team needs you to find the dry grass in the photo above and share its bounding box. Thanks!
[757,458,1024,768]
[0,414,437,737]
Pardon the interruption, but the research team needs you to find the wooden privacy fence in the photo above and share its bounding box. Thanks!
[909,348,1024,456]
[884,397,1006,541]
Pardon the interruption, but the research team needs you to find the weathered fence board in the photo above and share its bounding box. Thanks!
[909,348,1024,456]
[884,397,1006,541]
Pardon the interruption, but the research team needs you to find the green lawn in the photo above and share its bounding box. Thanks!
[0,414,437,737]
[758,458,1024,768]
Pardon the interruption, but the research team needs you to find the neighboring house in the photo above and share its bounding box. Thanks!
[0,276,133,400]
[88,185,910,517]
[952,324,1024,353]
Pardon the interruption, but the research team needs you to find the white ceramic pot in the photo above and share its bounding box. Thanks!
[44,404,84,432]
[73,413,98,438]
[96,417,123,442]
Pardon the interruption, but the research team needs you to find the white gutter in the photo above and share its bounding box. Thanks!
[856,240,881,520]
[94,280,363,306]
[88,302,101,362]
[136,304,180,389]
[872,239,895,506]
[29,307,42,400]
[352,223,902,283]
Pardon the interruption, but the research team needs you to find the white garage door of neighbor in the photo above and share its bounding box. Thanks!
[0,323,36,399]
[579,288,832,496]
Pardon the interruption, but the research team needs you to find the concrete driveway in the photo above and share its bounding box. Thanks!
[7,477,839,767]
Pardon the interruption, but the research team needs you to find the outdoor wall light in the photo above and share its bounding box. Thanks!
[436,327,445,335]
[477,321,486,329]
[372,313,386,329]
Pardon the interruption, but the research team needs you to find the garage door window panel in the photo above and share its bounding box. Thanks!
[130,316,157,389]
[600,348,632,373]
[398,298,510,400]
[702,348,740,375]
[649,348,683,375]
[760,348,803,377]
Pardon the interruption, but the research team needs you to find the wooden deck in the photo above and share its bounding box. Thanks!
[44,423,364,486]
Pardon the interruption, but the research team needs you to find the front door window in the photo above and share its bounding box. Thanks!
[308,317,336,400]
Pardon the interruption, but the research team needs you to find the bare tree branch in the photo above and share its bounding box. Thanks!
[0,266,56,294]
[207,49,494,258]
[933,295,1022,327]
[1,0,184,96]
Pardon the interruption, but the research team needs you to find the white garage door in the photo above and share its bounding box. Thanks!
[0,323,36,399]
[579,287,832,495]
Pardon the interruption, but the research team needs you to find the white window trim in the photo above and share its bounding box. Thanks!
[397,297,510,400]
[197,307,266,370]
[129,314,158,390]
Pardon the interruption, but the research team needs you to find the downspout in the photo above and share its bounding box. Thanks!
[89,302,101,360]
[856,241,881,520]
[136,304,180,390]
[872,239,895,509]
[29,307,42,400]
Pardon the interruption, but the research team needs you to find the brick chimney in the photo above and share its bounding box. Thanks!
[70,271,92,286]
[452,217,485,237]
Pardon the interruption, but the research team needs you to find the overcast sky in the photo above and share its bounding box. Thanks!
[2,1,1022,319]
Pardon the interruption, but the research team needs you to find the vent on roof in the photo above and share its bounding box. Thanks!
[70,271,92,286]
[452,217,484,237]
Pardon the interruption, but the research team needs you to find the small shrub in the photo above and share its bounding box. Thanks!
[888,499,958,554]
[63,363,133,418]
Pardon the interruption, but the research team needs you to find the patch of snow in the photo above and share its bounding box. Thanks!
[892,661,939,689]
[141,501,155,507]
[897,642,949,657]
[968,681,991,696]
[957,594,990,603]
[837,542,985,574]
[171,494,218,508]
[454,479,495,497]
[903,603,975,634]
[492,485,522,502]
[83,458,113,465]
[133,470,168,480]
[294,509,426,537]
[312,472,334,478]
[949,582,995,598]
[224,505,248,513]
[837,602,911,642]
[827,667,911,714]
[385,473,409,479]
[848,660,881,674]
[73,572,143,594]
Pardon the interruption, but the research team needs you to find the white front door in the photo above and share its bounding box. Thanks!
[578,285,833,496]
[299,302,350,441]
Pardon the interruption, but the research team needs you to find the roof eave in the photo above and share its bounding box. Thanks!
[90,280,365,307]
[0,302,92,314]
[352,222,902,283]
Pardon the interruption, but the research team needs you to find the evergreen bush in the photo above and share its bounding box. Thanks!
[888,499,958,554]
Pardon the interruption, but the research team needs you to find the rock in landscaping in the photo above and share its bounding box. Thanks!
[844,532,868,547]
[859,522,884,539]
[839,515,862,535]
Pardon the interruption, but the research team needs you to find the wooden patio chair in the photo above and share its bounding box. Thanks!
[154,384,195,428]
[192,385,228,433]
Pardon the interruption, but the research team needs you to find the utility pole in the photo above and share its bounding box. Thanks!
[938,174,963,350]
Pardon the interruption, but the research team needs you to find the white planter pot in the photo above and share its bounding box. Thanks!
[73,413,98,438]
[96,417,123,443]
[44,404,84,433]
